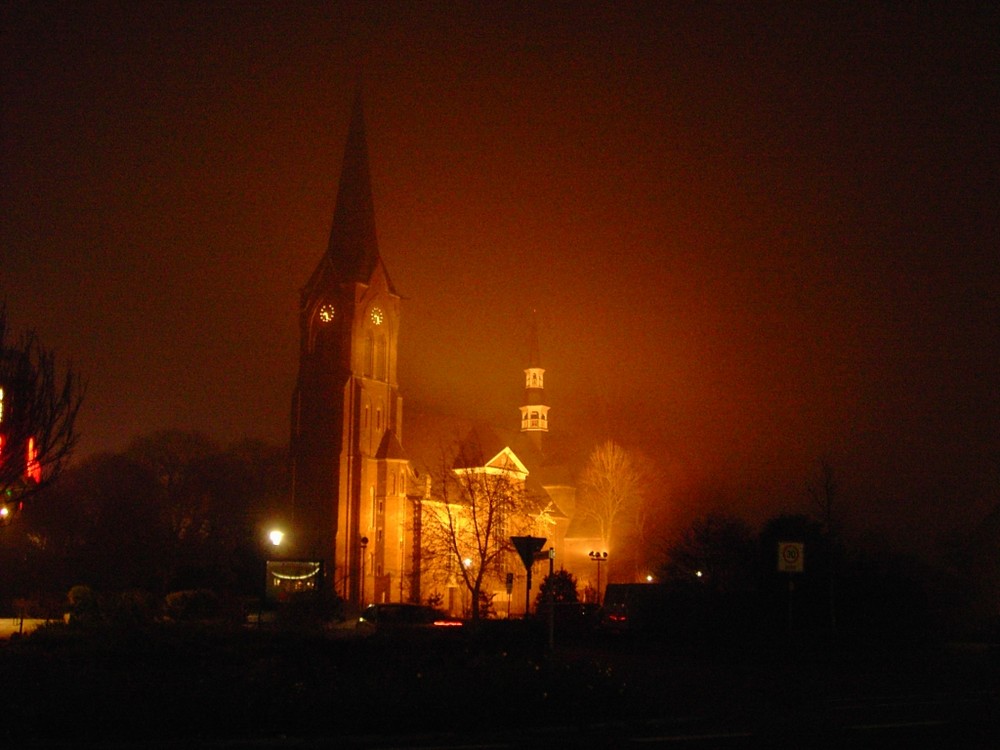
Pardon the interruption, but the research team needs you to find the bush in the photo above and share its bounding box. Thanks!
[164,589,220,621]
[276,589,344,628]
[536,569,580,608]
[106,590,158,626]
[66,585,100,624]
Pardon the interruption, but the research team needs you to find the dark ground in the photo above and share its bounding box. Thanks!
[3,620,1000,747]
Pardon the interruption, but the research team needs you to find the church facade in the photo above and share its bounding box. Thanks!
[289,94,413,608]
[290,95,601,616]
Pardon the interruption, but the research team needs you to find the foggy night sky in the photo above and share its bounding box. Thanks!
[2,2,997,542]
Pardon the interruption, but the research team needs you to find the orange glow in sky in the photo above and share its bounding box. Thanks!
[2,3,996,545]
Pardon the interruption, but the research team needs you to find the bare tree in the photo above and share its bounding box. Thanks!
[125,430,222,542]
[658,513,756,595]
[0,306,85,515]
[808,457,840,632]
[578,440,648,550]
[809,458,838,535]
[421,437,537,620]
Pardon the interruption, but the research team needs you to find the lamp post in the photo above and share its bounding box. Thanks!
[260,528,283,627]
[359,536,369,608]
[589,551,608,604]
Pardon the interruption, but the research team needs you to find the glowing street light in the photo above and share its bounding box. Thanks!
[589,551,608,604]
[260,528,286,628]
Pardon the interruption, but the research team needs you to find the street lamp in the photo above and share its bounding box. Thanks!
[260,528,284,627]
[589,551,608,604]
[360,536,369,608]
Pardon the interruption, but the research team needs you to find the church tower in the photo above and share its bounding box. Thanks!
[290,93,409,609]
[519,313,549,451]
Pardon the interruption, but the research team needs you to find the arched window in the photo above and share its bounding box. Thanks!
[375,336,386,380]
[364,333,374,377]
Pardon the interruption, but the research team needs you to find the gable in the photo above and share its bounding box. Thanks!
[483,446,529,477]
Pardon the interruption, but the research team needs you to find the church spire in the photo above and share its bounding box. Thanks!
[519,311,549,447]
[310,89,395,295]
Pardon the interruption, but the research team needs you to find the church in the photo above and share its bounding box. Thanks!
[287,94,603,617]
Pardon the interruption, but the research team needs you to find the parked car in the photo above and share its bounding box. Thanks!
[599,583,671,636]
[356,603,463,633]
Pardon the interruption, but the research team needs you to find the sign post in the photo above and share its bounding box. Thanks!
[510,535,546,616]
[505,572,514,618]
[777,542,804,632]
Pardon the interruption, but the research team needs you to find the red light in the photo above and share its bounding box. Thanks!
[26,437,41,483]
[432,620,463,627]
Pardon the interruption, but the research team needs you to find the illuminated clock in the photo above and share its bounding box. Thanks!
[318,303,336,323]
[370,307,384,326]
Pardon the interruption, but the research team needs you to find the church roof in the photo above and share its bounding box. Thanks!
[304,90,397,298]
[375,429,407,461]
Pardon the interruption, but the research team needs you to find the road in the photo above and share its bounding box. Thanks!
[4,622,998,747]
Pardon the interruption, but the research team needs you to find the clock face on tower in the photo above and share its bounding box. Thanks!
[318,303,336,324]
[370,307,384,326]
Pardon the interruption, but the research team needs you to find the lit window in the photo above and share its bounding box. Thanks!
[0,387,4,424]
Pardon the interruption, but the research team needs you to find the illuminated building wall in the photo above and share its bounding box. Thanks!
[290,95,611,614]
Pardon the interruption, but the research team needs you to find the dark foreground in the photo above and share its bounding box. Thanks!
[3,621,1000,747]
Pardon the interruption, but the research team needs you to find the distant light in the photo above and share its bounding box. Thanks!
[646,575,653,582]
[695,570,703,578]
[269,529,284,547]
